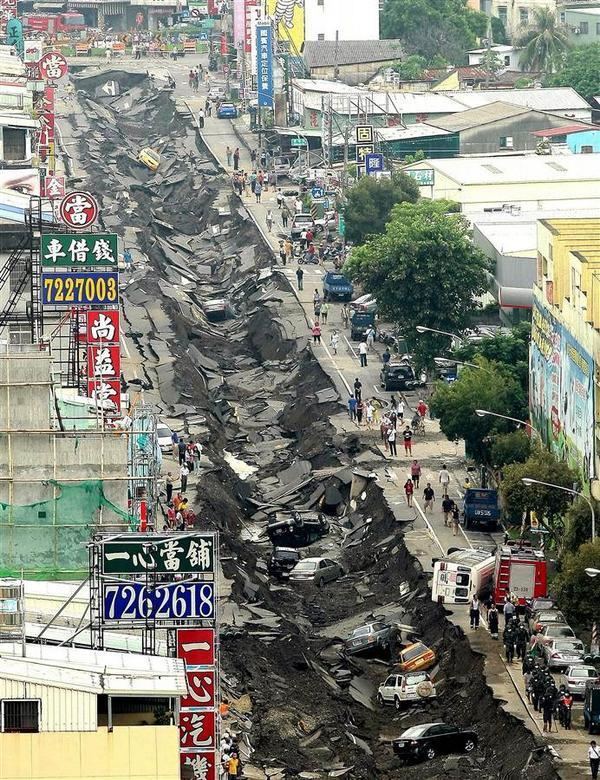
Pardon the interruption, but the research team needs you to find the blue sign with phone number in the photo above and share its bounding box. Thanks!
[102,581,214,622]
[41,272,119,307]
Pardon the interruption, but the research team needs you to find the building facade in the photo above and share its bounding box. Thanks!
[485,0,558,39]
[304,0,380,41]
[558,3,600,44]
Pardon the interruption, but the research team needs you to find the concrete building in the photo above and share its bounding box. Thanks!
[467,43,523,70]
[425,101,593,154]
[402,153,600,216]
[304,0,380,41]
[530,217,600,489]
[0,642,184,780]
[483,0,557,39]
[558,2,600,44]
[531,123,600,153]
[302,39,403,85]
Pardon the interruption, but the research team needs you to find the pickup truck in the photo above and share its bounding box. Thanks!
[350,310,376,341]
[462,488,501,531]
[323,271,353,301]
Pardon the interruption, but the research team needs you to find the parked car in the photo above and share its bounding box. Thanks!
[266,512,329,548]
[560,665,598,697]
[208,86,226,102]
[350,310,376,341]
[529,609,566,634]
[271,155,295,177]
[267,547,301,579]
[322,271,353,302]
[217,102,237,119]
[532,624,576,647]
[397,641,436,674]
[288,557,343,587]
[393,723,477,763]
[585,680,600,733]
[380,362,419,392]
[156,421,173,453]
[378,671,436,709]
[345,622,395,656]
[543,638,586,670]
[290,213,315,240]
[524,597,555,620]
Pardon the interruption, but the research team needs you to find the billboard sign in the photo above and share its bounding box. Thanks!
[87,379,121,411]
[355,125,373,144]
[102,534,215,574]
[102,581,215,622]
[41,233,118,267]
[181,669,216,709]
[177,628,216,666]
[87,344,120,380]
[180,710,216,750]
[41,272,119,307]
[530,295,595,479]
[267,0,304,52]
[59,191,99,229]
[86,310,120,344]
[41,175,65,199]
[181,753,216,780]
[355,143,374,164]
[406,169,435,186]
[0,168,41,224]
[256,24,273,108]
[365,153,384,175]
[38,51,68,81]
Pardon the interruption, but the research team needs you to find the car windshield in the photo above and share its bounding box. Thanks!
[547,625,574,635]
[156,426,171,438]
[570,668,596,677]
[388,366,413,378]
[327,274,347,283]
[555,641,584,652]
[275,550,298,561]
[293,561,317,571]
[401,724,438,739]
[402,643,427,661]
[351,626,373,637]
[405,672,428,684]
[536,611,563,621]
[295,215,312,223]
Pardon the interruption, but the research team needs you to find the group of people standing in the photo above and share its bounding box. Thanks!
[188,65,205,92]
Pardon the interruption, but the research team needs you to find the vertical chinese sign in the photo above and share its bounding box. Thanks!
[0,0,16,38]
[36,53,68,194]
[255,23,273,109]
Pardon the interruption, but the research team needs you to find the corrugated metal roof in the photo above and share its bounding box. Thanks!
[447,87,591,112]
[531,124,595,137]
[427,101,529,132]
[24,621,169,655]
[303,39,403,69]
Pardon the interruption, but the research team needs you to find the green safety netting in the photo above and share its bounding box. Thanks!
[0,480,137,579]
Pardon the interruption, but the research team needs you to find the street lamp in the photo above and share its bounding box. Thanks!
[435,357,492,373]
[416,325,463,343]
[521,477,596,541]
[475,409,541,441]
[586,568,600,578]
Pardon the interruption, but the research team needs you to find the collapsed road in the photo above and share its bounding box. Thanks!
[59,67,558,779]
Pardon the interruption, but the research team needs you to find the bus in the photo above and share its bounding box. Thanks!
[431,548,496,605]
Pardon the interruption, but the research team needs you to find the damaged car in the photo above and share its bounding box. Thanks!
[377,671,437,709]
[288,557,343,587]
[396,641,436,673]
[393,722,478,763]
[345,621,395,657]
[266,512,330,547]
[267,547,301,580]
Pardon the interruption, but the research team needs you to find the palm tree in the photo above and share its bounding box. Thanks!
[517,7,570,74]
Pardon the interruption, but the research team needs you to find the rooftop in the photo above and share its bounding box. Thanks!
[447,86,591,112]
[404,153,600,185]
[427,101,530,132]
[303,39,403,69]
[531,124,596,137]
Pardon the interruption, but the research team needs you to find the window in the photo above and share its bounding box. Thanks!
[582,145,594,154]
[597,22,600,35]
[1,700,40,733]
[580,22,589,35]
[3,128,27,161]
[317,0,324,5]
[497,6,507,24]
[519,7,528,25]
[499,136,513,149]
[560,12,565,24]
[317,33,325,41]
[504,55,510,66]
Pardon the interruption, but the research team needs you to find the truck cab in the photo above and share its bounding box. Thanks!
[322,271,353,302]
[463,488,500,531]
[350,310,375,341]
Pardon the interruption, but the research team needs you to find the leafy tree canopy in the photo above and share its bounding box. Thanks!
[381,0,487,64]
[555,540,600,631]
[517,7,570,73]
[344,172,419,245]
[562,497,600,556]
[490,430,532,469]
[429,358,526,462]
[548,43,600,102]
[344,200,489,366]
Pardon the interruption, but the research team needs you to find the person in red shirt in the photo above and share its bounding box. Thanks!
[404,478,414,507]
[417,399,428,418]
[306,228,314,245]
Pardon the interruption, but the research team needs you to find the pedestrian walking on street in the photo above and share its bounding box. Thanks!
[281,203,290,228]
[470,595,480,629]
[165,472,174,503]
[354,377,362,401]
[266,208,273,232]
[503,599,516,625]
[314,300,321,321]
[442,494,454,527]
[590,742,600,779]
[233,147,240,170]
[180,462,189,493]
[320,302,329,324]
[341,304,349,328]
[365,325,375,350]
[178,439,187,465]
[439,464,451,493]
[276,188,284,209]
[250,148,257,166]
[348,394,357,421]
[397,398,405,421]
[488,603,499,639]
[330,329,339,354]
[254,180,262,203]
[451,504,460,536]
[388,427,398,457]
[403,426,413,455]
[423,482,435,512]
[226,145,233,166]
[365,400,374,428]
[171,430,179,460]
[359,340,368,367]
[193,72,199,91]
[205,98,212,117]
[381,416,390,450]
[313,288,321,310]
[285,238,293,264]
[356,399,364,425]
[410,459,421,487]
[311,321,321,344]
[197,108,205,128]
[188,69,194,88]
[404,477,414,506]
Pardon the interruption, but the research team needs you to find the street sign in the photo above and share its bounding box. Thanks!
[355,125,373,144]
[290,137,307,147]
[41,233,118,268]
[102,581,215,622]
[406,168,435,186]
[41,272,119,307]
[365,153,385,175]
[102,534,215,574]
[311,186,324,198]
[199,32,208,40]
[355,144,374,163]
[38,51,68,81]
[338,214,345,237]
[59,191,99,229]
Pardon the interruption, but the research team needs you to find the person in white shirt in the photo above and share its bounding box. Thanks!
[590,741,600,779]
[359,341,368,367]
[469,595,480,630]
[439,465,451,491]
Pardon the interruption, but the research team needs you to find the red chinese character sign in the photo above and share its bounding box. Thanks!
[87,345,121,379]
[42,175,65,199]
[177,628,215,666]
[60,191,99,229]
[87,379,121,412]
[181,670,216,710]
[181,752,216,780]
[38,51,68,81]
[180,710,216,750]
[87,310,119,344]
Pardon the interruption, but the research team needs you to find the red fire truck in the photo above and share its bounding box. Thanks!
[21,13,86,35]
[493,540,547,608]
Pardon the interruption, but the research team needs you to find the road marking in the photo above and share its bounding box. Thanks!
[343,334,358,359]
[413,497,445,555]
[316,340,352,395]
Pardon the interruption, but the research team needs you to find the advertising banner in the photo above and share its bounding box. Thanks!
[233,0,245,47]
[180,710,216,750]
[86,310,120,344]
[181,753,216,780]
[266,0,304,52]
[0,0,17,37]
[41,272,119,307]
[177,628,216,666]
[41,233,118,267]
[41,175,65,199]
[181,669,216,709]
[256,24,274,108]
[0,168,40,224]
[87,344,121,379]
[102,534,216,574]
[102,581,215,622]
[530,295,595,479]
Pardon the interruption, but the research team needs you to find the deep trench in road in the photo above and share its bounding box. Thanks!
[66,69,557,779]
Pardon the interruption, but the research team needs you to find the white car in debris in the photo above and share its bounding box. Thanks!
[377,671,437,709]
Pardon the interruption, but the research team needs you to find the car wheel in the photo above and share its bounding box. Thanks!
[425,746,436,761]
[464,739,476,753]
[318,577,325,588]
[394,696,403,711]
[377,693,384,706]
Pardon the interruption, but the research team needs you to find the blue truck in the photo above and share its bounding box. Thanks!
[322,271,353,302]
[462,488,501,531]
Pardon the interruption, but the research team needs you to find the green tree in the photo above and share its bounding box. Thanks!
[381,0,487,64]
[480,48,503,77]
[517,7,570,74]
[344,173,419,245]
[344,200,489,365]
[548,43,600,102]
[490,16,507,46]
[562,497,600,555]
[490,430,532,469]
[500,450,577,541]
[554,539,600,631]
[429,358,526,462]
[393,54,427,80]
